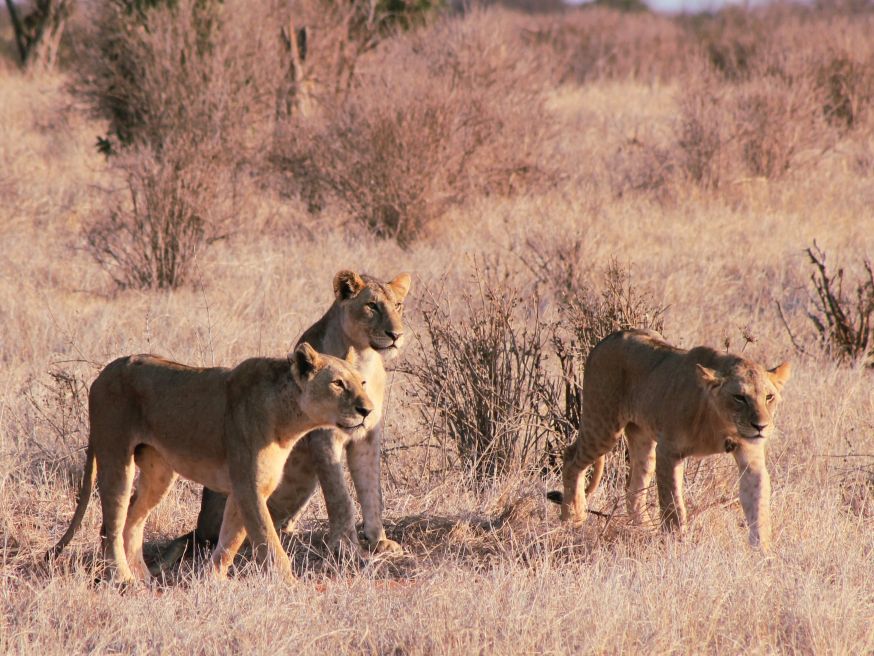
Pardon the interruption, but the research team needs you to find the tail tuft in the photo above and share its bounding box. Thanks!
[546,490,563,504]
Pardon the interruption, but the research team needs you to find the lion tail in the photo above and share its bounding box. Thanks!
[46,443,97,561]
[545,455,606,504]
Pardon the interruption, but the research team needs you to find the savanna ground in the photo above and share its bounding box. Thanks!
[1,1,873,653]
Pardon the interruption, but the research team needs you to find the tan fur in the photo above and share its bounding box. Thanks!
[48,344,373,584]
[161,270,411,566]
[557,329,791,550]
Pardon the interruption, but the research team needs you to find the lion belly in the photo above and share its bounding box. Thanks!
[140,440,234,493]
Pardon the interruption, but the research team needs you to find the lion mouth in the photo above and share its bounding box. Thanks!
[337,420,367,431]
[371,342,397,352]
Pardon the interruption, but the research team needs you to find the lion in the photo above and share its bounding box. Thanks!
[548,329,791,550]
[156,270,411,569]
[48,343,374,584]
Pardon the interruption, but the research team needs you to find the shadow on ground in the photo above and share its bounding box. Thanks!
[138,492,656,587]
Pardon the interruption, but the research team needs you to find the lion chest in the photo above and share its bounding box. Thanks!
[255,441,296,494]
[354,351,386,418]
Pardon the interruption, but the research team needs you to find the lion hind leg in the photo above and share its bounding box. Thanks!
[585,455,606,496]
[561,417,622,526]
[125,445,177,581]
[146,486,226,576]
[268,440,319,534]
[96,451,137,584]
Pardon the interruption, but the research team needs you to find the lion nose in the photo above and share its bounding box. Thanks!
[386,330,402,342]
[751,422,767,432]
[356,406,372,419]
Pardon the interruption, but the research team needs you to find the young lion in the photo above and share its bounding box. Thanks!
[48,343,373,584]
[158,270,410,567]
[549,329,791,549]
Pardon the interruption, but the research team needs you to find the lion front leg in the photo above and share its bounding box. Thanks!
[233,486,294,582]
[625,428,656,527]
[348,425,401,555]
[733,442,772,551]
[655,441,687,534]
[211,494,247,579]
[560,439,589,526]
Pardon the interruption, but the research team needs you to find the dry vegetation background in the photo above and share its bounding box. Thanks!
[1,0,873,653]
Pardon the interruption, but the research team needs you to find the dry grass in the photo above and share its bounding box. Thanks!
[1,4,874,654]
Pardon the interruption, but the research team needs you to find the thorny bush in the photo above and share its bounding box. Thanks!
[410,255,667,487]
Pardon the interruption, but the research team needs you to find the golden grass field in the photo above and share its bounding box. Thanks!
[1,3,873,654]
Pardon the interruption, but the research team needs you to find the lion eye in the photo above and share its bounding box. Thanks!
[332,379,347,391]
[733,394,747,405]
[766,393,775,402]
[395,303,403,312]
[366,302,379,313]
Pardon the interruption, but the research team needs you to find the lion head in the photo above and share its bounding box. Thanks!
[698,359,791,441]
[333,270,411,361]
[290,343,374,434]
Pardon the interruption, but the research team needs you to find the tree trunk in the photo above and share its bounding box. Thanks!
[4,0,72,72]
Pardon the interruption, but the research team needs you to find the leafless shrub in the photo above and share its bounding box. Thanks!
[607,134,675,200]
[804,242,874,366]
[816,52,874,130]
[417,248,668,485]
[525,7,697,84]
[284,83,460,245]
[24,368,89,450]
[85,147,234,290]
[667,11,874,191]
[71,0,266,288]
[21,366,94,485]
[408,264,553,482]
[279,9,556,245]
[688,6,769,81]
[539,255,666,477]
[732,74,823,179]
[275,0,445,119]
[674,68,825,188]
[674,79,727,190]
[72,0,285,156]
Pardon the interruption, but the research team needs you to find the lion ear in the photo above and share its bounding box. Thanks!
[289,342,323,383]
[388,273,411,301]
[333,270,366,300]
[696,364,723,390]
[767,362,791,390]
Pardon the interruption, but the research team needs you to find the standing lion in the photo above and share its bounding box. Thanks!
[157,270,411,568]
[550,329,791,549]
[48,343,373,583]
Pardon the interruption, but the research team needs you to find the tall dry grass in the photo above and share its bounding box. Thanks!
[1,2,873,654]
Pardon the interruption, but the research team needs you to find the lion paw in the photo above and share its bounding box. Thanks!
[370,538,403,556]
[326,532,366,560]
